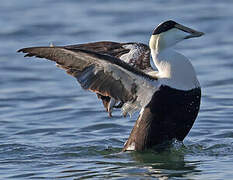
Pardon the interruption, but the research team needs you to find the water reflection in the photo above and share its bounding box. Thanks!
[130,144,201,179]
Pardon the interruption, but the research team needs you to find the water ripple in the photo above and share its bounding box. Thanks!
[1,0,233,179]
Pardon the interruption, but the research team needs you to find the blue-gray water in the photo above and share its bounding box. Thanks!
[1,0,233,179]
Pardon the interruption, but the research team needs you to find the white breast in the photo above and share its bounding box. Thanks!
[152,49,200,90]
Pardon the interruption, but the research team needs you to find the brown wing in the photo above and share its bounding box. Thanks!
[65,41,153,71]
[64,41,153,115]
[18,47,156,108]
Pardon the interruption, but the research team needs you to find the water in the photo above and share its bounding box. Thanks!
[1,0,233,179]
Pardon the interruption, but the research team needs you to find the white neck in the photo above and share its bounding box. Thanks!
[150,35,200,90]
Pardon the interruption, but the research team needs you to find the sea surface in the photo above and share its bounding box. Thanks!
[1,0,233,179]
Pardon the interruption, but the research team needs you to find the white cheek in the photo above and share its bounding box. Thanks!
[162,28,189,46]
[149,28,190,52]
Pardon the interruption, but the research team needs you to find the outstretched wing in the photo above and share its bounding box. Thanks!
[64,41,154,116]
[65,41,153,72]
[18,46,158,116]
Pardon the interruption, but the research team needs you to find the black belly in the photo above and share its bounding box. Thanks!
[123,85,201,151]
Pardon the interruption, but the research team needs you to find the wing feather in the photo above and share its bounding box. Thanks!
[64,41,153,71]
[18,46,158,114]
[63,41,155,116]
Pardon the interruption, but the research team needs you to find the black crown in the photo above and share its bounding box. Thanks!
[152,20,178,35]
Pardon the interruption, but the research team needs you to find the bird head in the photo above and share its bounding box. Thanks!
[149,20,204,51]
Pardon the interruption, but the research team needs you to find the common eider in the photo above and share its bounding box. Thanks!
[18,20,204,151]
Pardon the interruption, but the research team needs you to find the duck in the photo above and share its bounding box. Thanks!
[18,20,204,151]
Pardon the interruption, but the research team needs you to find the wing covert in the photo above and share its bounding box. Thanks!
[18,46,158,115]
[64,41,153,71]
